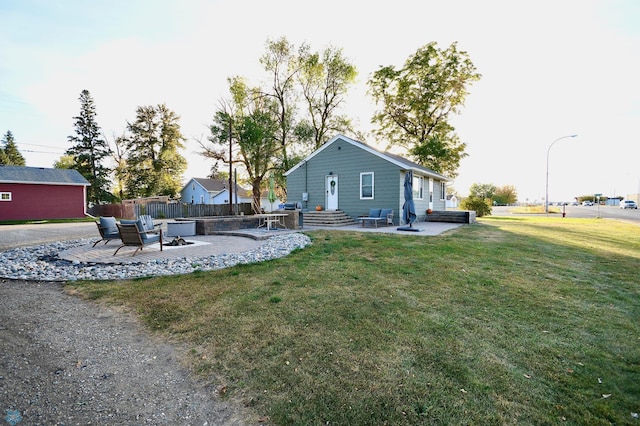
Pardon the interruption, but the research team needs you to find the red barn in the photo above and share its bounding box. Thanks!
[0,166,90,221]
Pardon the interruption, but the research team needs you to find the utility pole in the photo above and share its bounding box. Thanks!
[228,118,233,215]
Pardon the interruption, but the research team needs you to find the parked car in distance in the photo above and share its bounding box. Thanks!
[620,200,638,209]
[582,201,594,206]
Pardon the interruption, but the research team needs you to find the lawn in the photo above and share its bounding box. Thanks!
[67,216,640,425]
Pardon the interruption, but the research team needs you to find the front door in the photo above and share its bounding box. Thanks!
[326,175,338,210]
[428,178,434,211]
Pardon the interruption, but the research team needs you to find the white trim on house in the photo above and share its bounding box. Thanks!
[360,172,374,200]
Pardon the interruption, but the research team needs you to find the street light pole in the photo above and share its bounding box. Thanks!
[545,134,578,213]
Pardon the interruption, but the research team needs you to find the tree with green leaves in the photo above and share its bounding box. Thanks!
[124,104,187,199]
[368,42,481,178]
[298,44,358,149]
[203,77,280,213]
[1,130,26,166]
[494,185,518,205]
[468,182,497,200]
[53,154,75,169]
[259,37,304,175]
[66,90,112,204]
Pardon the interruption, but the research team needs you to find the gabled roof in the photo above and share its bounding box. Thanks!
[283,134,450,181]
[0,165,90,186]
[185,177,251,197]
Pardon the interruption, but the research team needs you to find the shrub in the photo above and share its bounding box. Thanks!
[461,196,492,217]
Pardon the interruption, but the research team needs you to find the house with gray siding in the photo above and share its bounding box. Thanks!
[284,134,450,224]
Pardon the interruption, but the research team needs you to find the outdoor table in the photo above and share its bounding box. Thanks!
[257,214,288,231]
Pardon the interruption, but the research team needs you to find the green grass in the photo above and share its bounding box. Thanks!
[67,217,640,425]
[0,217,97,225]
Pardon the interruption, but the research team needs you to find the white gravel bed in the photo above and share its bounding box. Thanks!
[0,233,312,282]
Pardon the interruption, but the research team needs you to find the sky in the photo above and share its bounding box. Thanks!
[1,0,639,203]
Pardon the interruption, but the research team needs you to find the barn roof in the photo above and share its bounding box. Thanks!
[0,166,90,186]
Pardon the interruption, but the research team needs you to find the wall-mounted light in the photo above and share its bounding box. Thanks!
[329,171,333,175]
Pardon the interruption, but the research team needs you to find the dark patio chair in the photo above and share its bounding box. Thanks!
[93,216,121,247]
[113,221,163,257]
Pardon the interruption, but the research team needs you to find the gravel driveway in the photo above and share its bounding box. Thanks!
[0,279,249,425]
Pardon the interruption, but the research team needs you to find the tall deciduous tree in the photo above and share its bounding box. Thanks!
[203,77,280,213]
[368,42,481,178]
[124,104,187,198]
[1,130,26,166]
[298,45,358,149]
[67,90,112,204]
[259,37,303,174]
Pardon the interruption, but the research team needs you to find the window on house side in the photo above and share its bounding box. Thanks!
[0,192,11,201]
[413,175,424,199]
[360,172,374,199]
[440,182,446,200]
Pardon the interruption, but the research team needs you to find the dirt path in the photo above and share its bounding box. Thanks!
[0,279,249,425]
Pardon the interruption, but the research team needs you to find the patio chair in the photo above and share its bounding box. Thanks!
[113,220,163,257]
[93,216,121,247]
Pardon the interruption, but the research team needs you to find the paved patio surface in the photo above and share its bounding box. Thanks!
[60,229,299,264]
[1,220,464,265]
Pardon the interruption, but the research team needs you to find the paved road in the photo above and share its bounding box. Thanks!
[0,222,98,251]
[491,205,640,224]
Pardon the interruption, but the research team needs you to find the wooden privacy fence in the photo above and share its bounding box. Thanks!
[89,203,254,219]
[88,203,135,219]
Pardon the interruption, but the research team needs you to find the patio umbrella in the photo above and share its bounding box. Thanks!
[268,176,277,212]
[398,170,419,231]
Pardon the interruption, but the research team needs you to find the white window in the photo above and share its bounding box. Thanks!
[360,172,374,199]
[440,182,446,200]
[412,175,424,199]
[0,192,11,201]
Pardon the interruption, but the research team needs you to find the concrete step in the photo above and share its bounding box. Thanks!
[302,210,357,227]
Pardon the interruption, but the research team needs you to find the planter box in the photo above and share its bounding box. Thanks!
[166,220,196,237]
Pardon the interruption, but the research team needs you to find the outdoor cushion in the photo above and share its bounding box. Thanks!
[119,219,138,225]
[99,216,118,237]
[368,208,381,218]
[380,209,393,219]
[140,215,155,231]
[134,218,160,243]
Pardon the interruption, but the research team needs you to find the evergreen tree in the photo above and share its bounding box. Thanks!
[1,131,26,166]
[124,104,187,198]
[66,90,112,204]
